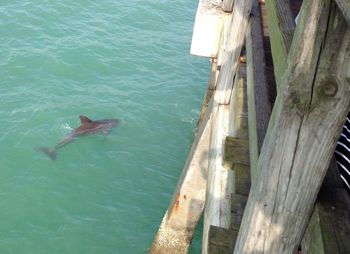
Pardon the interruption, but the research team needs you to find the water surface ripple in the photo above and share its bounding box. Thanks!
[0,0,209,253]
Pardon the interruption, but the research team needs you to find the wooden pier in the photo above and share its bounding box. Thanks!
[150,0,350,253]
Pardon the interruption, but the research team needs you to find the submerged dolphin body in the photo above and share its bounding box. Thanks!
[38,115,119,160]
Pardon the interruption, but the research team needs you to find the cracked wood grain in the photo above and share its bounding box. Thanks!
[233,1,350,253]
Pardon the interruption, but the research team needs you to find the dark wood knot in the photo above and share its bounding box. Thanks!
[320,79,338,97]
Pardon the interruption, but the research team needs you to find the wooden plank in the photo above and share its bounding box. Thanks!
[265,0,296,88]
[229,65,248,139]
[233,164,251,196]
[149,98,214,254]
[228,64,251,196]
[334,0,350,25]
[259,1,278,108]
[231,194,248,231]
[208,58,218,90]
[301,158,350,254]
[223,137,250,169]
[198,59,217,127]
[233,1,350,253]
[208,226,236,253]
[202,102,233,254]
[302,189,350,254]
[214,0,252,104]
[227,63,251,247]
[246,0,271,181]
[204,42,249,254]
[228,64,251,194]
[301,204,327,254]
[316,189,350,253]
[191,0,231,58]
[208,194,249,253]
[206,103,232,228]
[222,0,234,12]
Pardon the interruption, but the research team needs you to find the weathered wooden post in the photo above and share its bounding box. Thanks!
[301,157,350,253]
[264,0,296,88]
[201,0,253,252]
[233,1,350,253]
[222,0,235,12]
[150,1,227,252]
[334,0,350,24]
[246,0,271,181]
[149,106,211,253]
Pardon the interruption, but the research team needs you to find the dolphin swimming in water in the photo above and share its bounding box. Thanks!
[38,115,119,160]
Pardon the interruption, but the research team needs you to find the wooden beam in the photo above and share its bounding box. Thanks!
[229,64,251,196]
[222,0,235,12]
[233,1,350,253]
[334,0,350,25]
[233,164,251,196]
[223,137,250,169]
[231,194,248,231]
[225,63,252,249]
[214,0,252,104]
[197,59,217,127]
[204,64,248,253]
[301,157,350,253]
[202,101,232,253]
[301,197,350,254]
[265,0,296,88]
[208,226,236,253]
[149,98,213,254]
[246,0,271,180]
[191,0,231,58]
[228,65,251,197]
[228,193,248,249]
[229,65,248,138]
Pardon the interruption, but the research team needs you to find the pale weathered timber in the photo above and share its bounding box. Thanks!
[208,59,218,91]
[229,64,251,196]
[229,66,248,139]
[203,66,248,254]
[223,137,250,169]
[213,63,251,251]
[204,63,251,254]
[233,1,350,253]
[246,0,271,181]
[301,157,350,254]
[214,0,252,104]
[228,64,252,249]
[265,0,296,88]
[202,101,233,254]
[149,98,213,254]
[222,0,235,12]
[198,59,217,127]
[191,0,231,58]
[334,0,350,25]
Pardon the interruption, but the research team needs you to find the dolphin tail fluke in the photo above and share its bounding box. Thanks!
[37,147,57,160]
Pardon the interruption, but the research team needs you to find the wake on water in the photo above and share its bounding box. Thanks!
[37,147,57,160]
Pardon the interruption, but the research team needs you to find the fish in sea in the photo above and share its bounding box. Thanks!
[38,115,119,160]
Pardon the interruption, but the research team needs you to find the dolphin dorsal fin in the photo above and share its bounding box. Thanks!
[80,115,92,125]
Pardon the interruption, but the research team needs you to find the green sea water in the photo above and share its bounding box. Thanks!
[0,1,209,253]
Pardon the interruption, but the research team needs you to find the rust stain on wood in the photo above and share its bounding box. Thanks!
[173,194,181,213]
